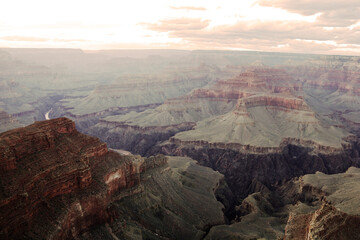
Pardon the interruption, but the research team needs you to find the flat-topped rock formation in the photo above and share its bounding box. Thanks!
[172,95,349,152]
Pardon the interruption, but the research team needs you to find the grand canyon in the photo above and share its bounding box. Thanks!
[0,48,360,239]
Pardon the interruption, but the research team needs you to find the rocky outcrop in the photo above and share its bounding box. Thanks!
[284,203,360,240]
[239,95,310,111]
[0,118,167,239]
[283,166,360,239]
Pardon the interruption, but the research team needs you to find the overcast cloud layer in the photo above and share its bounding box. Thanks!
[0,0,359,55]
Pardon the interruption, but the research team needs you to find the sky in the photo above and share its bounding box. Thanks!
[0,0,359,55]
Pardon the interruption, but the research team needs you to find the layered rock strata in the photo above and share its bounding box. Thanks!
[160,139,360,200]
[0,118,167,239]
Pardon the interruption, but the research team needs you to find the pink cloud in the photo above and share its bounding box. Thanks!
[257,0,360,27]
[143,18,210,32]
[169,6,206,11]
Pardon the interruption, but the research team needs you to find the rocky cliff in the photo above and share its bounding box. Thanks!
[283,167,360,240]
[284,203,360,240]
[0,118,167,239]
[205,167,360,239]
[161,138,360,202]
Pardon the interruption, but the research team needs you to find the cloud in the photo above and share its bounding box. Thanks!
[164,20,348,43]
[143,18,210,32]
[169,6,206,11]
[257,0,360,27]
[256,0,360,15]
[144,18,360,55]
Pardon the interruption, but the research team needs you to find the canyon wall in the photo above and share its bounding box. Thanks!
[0,118,167,239]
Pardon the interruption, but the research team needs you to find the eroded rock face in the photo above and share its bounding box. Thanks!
[161,141,360,200]
[205,167,360,240]
[284,203,360,240]
[0,118,167,239]
[283,167,360,240]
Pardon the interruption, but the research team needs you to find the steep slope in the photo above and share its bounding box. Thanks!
[80,157,226,240]
[0,118,167,239]
[284,167,360,240]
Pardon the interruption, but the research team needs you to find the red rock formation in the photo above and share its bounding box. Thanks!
[191,88,255,100]
[0,118,167,239]
[284,203,360,240]
[175,68,300,102]
[239,95,310,111]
